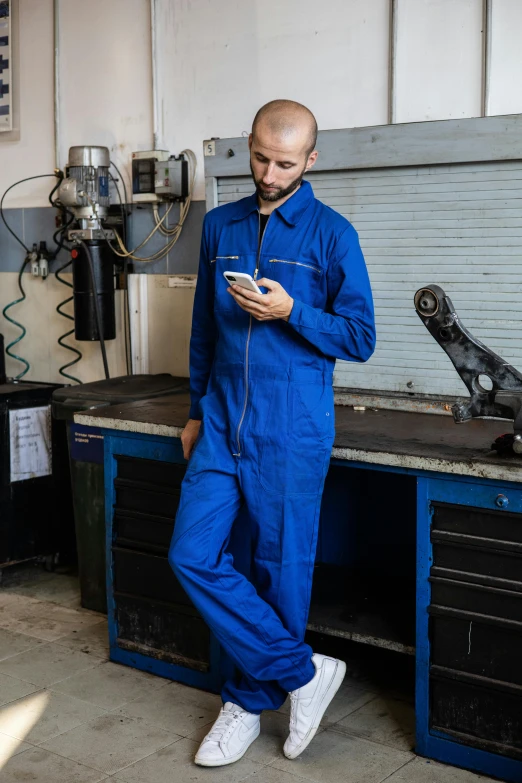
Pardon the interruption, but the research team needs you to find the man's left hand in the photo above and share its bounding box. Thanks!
[227,278,294,321]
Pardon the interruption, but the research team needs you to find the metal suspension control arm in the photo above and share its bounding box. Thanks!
[414,284,522,453]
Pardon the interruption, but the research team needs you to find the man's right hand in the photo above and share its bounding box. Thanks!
[181,419,202,461]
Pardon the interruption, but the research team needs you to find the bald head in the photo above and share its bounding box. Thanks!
[252,100,318,157]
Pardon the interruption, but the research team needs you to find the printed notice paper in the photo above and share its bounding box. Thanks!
[9,406,52,482]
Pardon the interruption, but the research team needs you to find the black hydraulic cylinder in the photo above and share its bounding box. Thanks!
[72,241,115,341]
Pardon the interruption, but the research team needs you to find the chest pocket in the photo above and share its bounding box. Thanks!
[266,258,324,306]
[212,255,251,313]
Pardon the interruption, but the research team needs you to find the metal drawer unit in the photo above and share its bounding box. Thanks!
[104,432,233,691]
[416,477,522,783]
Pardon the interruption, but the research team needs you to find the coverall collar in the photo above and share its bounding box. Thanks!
[231,180,314,226]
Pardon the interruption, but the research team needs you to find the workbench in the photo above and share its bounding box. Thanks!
[75,394,522,783]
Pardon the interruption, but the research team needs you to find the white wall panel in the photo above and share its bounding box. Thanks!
[0,0,55,208]
[394,0,483,123]
[488,0,522,116]
[59,0,153,200]
[155,0,390,200]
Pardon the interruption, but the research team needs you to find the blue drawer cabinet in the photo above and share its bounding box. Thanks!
[103,430,234,692]
[416,476,522,783]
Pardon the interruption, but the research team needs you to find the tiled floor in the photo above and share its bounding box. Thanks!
[0,567,497,782]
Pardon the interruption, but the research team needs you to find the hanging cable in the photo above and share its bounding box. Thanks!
[47,197,83,383]
[109,173,132,375]
[1,173,61,253]
[54,256,82,384]
[106,149,197,262]
[2,255,31,379]
[78,240,110,380]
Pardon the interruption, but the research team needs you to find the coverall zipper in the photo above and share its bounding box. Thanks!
[233,211,270,457]
[269,259,321,274]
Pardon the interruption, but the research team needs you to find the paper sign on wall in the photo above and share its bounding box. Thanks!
[9,406,52,482]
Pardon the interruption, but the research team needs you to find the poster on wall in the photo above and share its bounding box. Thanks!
[0,0,10,131]
[9,406,52,483]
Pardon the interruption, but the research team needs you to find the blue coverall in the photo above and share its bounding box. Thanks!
[169,180,376,714]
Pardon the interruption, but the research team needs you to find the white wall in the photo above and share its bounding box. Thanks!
[0,0,153,207]
[394,0,484,122]
[488,0,522,115]
[155,0,391,201]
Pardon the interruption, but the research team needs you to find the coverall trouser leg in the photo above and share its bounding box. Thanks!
[169,451,328,713]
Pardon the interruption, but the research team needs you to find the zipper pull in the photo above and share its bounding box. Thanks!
[254,268,259,280]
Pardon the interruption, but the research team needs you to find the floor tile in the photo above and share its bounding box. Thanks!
[384,756,499,782]
[52,660,170,710]
[278,681,378,725]
[114,680,221,735]
[331,696,415,751]
[0,746,108,781]
[270,728,413,783]
[3,574,80,606]
[40,712,179,776]
[241,767,313,783]
[0,730,33,764]
[0,689,106,744]
[54,621,109,660]
[0,642,100,687]
[0,628,44,662]
[0,598,103,642]
[0,672,38,706]
[113,736,263,783]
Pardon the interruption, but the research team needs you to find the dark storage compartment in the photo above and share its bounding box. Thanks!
[0,381,71,568]
[115,594,210,671]
[113,546,190,606]
[52,374,188,612]
[429,499,522,764]
[431,673,522,760]
[430,611,522,687]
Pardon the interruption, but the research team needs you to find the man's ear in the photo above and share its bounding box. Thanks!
[248,134,253,150]
[305,150,318,172]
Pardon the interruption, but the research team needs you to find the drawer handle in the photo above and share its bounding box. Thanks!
[495,494,509,509]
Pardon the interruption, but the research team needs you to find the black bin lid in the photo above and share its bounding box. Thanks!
[52,374,189,418]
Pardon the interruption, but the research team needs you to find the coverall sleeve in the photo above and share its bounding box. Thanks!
[188,217,216,420]
[286,224,376,362]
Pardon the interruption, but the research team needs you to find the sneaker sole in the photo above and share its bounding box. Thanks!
[194,725,260,767]
[284,659,347,760]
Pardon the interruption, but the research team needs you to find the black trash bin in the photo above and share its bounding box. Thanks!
[52,374,189,613]
[0,379,72,572]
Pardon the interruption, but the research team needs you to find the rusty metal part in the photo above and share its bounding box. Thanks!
[414,284,522,453]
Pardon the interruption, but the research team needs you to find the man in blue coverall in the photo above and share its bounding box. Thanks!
[169,99,376,767]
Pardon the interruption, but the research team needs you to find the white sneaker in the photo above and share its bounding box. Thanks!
[284,653,346,759]
[194,701,260,767]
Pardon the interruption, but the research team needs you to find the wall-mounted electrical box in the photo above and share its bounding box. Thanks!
[131,150,189,203]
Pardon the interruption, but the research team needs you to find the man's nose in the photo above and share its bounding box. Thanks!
[262,162,277,183]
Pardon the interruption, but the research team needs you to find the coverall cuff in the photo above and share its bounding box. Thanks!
[188,405,202,421]
[287,296,306,327]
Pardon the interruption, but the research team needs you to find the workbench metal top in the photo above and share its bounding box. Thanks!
[74,392,522,482]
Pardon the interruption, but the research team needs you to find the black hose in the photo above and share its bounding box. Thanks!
[78,240,110,380]
[1,173,60,253]
[55,257,82,384]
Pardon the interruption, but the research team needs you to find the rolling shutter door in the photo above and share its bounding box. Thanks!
[217,162,522,398]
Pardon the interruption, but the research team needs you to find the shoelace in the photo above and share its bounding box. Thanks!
[207,709,244,742]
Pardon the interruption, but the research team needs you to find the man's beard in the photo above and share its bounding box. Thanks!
[250,161,307,203]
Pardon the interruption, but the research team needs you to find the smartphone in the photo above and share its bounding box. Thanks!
[223,271,263,295]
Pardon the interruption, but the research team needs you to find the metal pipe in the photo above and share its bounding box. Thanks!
[150,0,160,149]
[388,0,397,124]
[482,0,492,117]
[53,0,61,169]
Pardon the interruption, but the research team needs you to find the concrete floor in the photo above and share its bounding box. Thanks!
[0,568,496,783]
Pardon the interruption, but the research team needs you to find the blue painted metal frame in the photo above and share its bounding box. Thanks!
[415,473,522,783]
[103,428,234,693]
[100,425,522,780]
